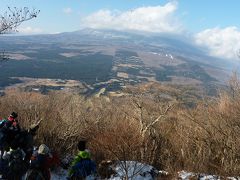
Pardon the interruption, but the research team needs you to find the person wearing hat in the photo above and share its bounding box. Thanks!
[0,112,20,158]
[15,123,41,166]
[28,144,54,180]
[68,140,96,179]
[0,112,20,130]
[6,112,21,131]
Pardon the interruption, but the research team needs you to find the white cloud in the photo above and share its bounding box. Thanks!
[195,27,240,60]
[18,26,43,34]
[81,2,183,33]
[63,7,73,14]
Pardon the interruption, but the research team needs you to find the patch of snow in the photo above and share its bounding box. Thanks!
[109,161,158,180]
[178,171,221,180]
[32,88,40,91]
[51,168,95,180]
[198,174,220,180]
[178,170,195,179]
[50,161,239,180]
[165,53,174,59]
[51,168,68,180]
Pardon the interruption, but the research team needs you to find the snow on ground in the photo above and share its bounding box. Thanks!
[51,161,159,180]
[109,161,159,180]
[51,167,95,180]
[178,170,240,180]
[51,168,68,180]
[178,170,195,179]
[178,170,220,180]
[51,160,240,180]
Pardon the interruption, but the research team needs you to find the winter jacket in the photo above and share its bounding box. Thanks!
[68,150,96,178]
[30,153,54,180]
[6,148,28,180]
[0,117,21,143]
[0,120,18,151]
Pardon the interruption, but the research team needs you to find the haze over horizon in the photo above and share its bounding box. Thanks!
[1,0,240,61]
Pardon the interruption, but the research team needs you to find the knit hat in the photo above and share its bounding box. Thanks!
[38,144,50,155]
[77,140,87,151]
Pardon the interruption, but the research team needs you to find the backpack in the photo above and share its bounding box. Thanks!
[10,130,28,150]
[7,149,27,176]
[0,126,9,151]
[0,119,7,144]
[72,159,96,178]
[0,130,7,148]
[0,119,7,128]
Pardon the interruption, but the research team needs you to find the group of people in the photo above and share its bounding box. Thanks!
[0,112,96,180]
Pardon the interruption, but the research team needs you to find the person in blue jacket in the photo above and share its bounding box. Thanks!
[68,140,96,180]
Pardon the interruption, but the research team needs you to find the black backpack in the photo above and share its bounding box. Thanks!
[8,149,27,176]
[0,125,10,151]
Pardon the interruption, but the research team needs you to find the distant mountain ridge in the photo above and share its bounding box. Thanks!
[0,28,235,95]
[1,28,234,68]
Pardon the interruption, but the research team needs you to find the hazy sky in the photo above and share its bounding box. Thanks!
[1,0,240,60]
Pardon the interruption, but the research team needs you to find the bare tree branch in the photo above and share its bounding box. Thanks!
[0,7,40,61]
[141,103,174,137]
[0,7,40,34]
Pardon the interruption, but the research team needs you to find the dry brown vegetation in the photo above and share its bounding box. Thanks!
[0,76,239,176]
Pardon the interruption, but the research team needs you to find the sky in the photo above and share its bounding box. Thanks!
[1,0,240,60]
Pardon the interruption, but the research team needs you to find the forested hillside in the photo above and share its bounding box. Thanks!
[0,75,239,176]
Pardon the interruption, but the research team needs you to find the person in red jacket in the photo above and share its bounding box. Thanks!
[27,144,55,180]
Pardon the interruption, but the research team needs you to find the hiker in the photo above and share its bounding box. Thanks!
[68,140,96,180]
[26,144,54,180]
[16,123,40,163]
[0,112,20,130]
[0,112,21,158]
[3,148,28,180]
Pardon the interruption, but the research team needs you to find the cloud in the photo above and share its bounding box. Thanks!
[81,2,183,33]
[18,26,43,34]
[195,27,240,60]
[63,7,73,14]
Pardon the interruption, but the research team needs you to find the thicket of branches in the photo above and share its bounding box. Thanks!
[0,78,239,176]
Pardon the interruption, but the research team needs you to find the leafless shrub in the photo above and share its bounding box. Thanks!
[176,76,240,175]
[0,76,239,176]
